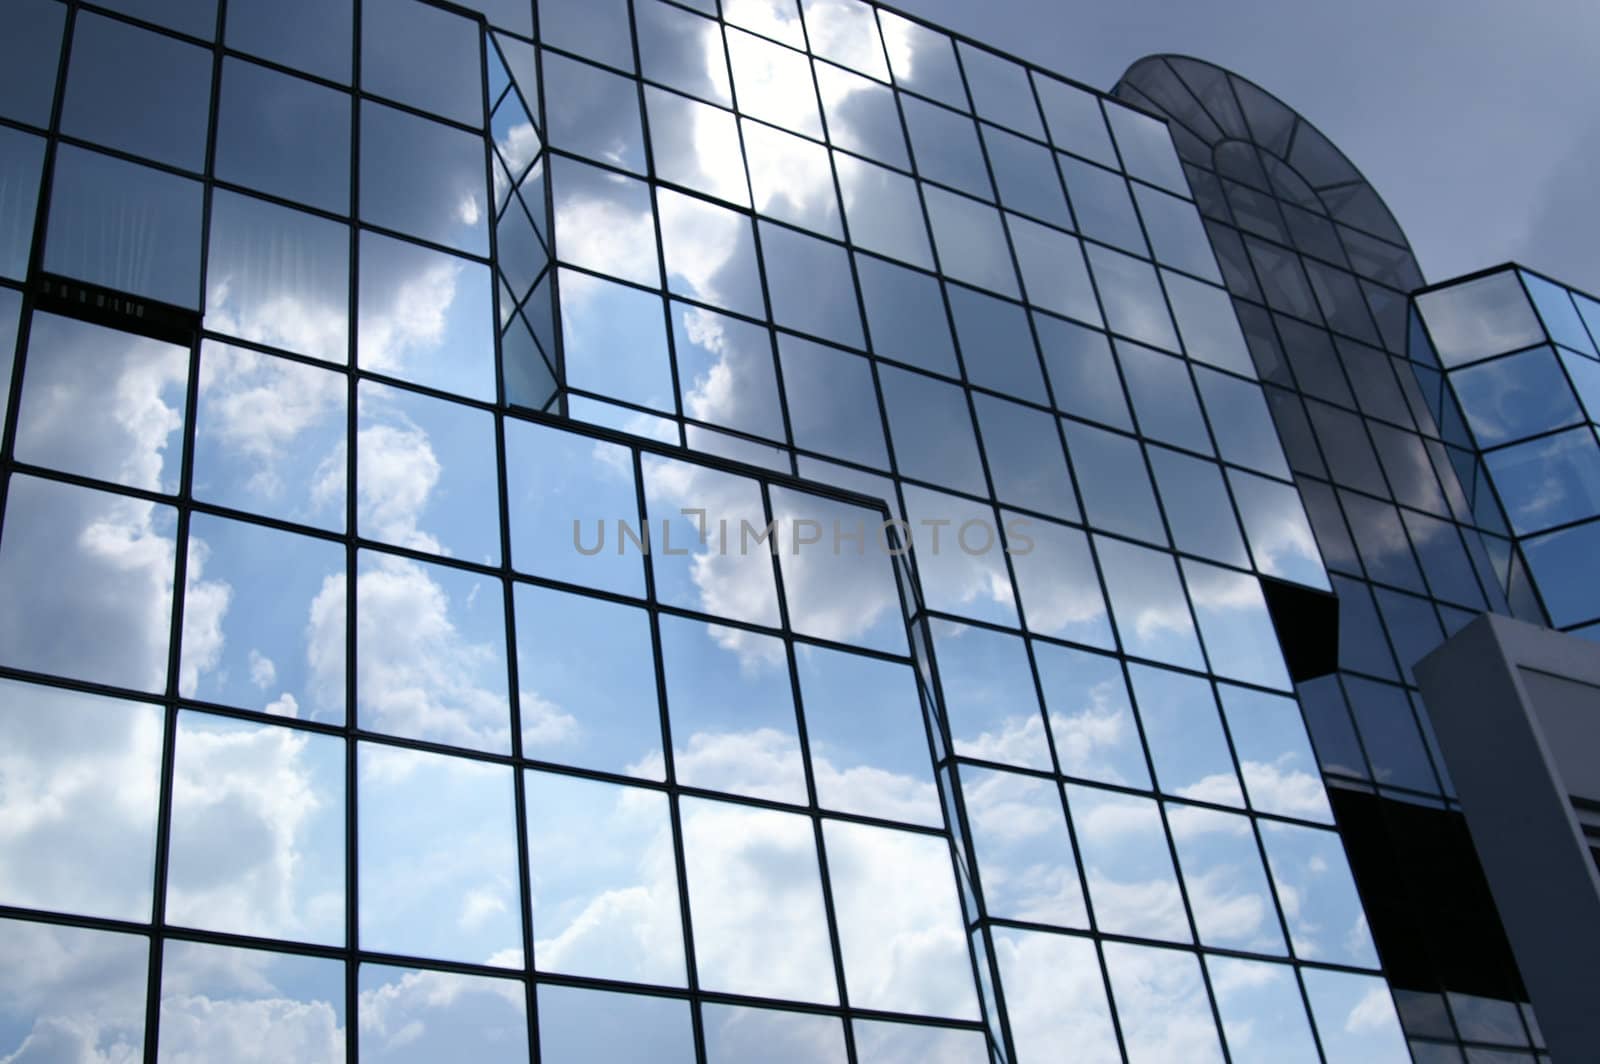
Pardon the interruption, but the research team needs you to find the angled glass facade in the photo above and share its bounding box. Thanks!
[0,3,1573,1064]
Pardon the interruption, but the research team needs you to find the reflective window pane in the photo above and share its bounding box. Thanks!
[0,0,65,126]
[1453,346,1583,448]
[852,1017,989,1062]
[515,583,663,776]
[228,0,351,82]
[61,13,211,170]
[727,29,822,138]
[359,963,525,1063]
[771,488,908,654]
[834,152,933,267]
[902,95,991,199]
[1038,316,1130,428]
[1167,803,1283,953]
[1135,183,1222,283]
[1036,643,1149,786]
[1260,822,1380,968]
[922,186,1019,297]
[526,771,686,984]
[358,229,496,399]
[208,190,349,364]
[744,118,841,237]
[1035,75,1115,165]
[1228,470,1327,589]
[1207,956,1321,1064]
[537,985,695,1063]
[759,220,864,347]
[675,303,784,440]
[1486,428,1600,535]
[824,819,980,1019]
[1009,517,1115,647]
[703,1003,847,1064]
[963,765,1088,926]
[657,187,765,317]
[215,59,351,214]
[0,679,161,920]
[878,10,966,109]
[901,486,1019,626]
[1097,535,1206,670]
[879,365,984,493]
[983,125,1070,228]
[1060,155,1143,252]
[1104,101,1188,193]
[361,101,488,256]
[682,798,838,1003]
[545,51,645,172]
[958,43,1042,137]
[948,284,1047,402]
[363,0,480,125]
[1149,449,1249,567]
[1063,421,1164,543]
[974,394,1078,520]
[1129,664,1243,806]
[1117,339,1212,453]
[0,127,43,280]
[992,928,1119,1063]
[159,940,344,1062]
[856,254,959,375]
[1067,784,1188,941]
[1086,243,1180,351]
[1415,270,1544,368]
[1302,970,1410,1063]
[815,61,905,166]
[645,87,748,204]
[0,919,147,1061]
[1219,685,1332,823]
[1182,560,1293,691]
[0,476,175,692]
[560,269,675,411]
[637,2,731,107]
[781,334,889,467]
[1103,942,1226,1064]
[932,619,1050,770]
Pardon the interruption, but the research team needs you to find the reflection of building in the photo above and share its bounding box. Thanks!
[0,1,1580,1061]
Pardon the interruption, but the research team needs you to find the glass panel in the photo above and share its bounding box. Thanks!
[723,0,804,48]
[1038,316,1130,428]
[0,678,161,919]
[744,118,841,237]
[982,125,1070,228]
[637,2,731,107]
[1059,155,1143,251]
[644,87,747,205]
[1117,339,1212,453]
[0,128,43,280]
[1183,560,1293,690]
[901,95,991,199]
[1452,346,1583,447]
[771,487,908,654]
[560,269,675,411]
[536,985,696,1062]
[0,290,20,428]
[1036,643,1149,786]
[514,583,663,777]
[1148,449,1248,567]
[1104,101,1188,193]
[973,394,1077,519]
[879,365,985,493]
[780,334,889,467]
[1523,520,1600,627]
[795,644,941,827]
[1165,272,1253,377]
[358,743,521,966]
[900,486,1018,626]
[1103,941,1226,1064]
[759,220,865,347]
[962,765,1087,926]
[682,798,837,1003]
[1260,822,1380,967]
[824,819,980,1018]
[815,61,906,166]
[544,51,645,172]
[674,302,783,440]
[800,0,887,79]
[931,619,1049,770]
[1035,75,1115,165]
[1135,184,1222,283]
[948,284,1047,401]
[0,0,66,126]
[552,156,658,286]
[922,186,1019,297]
[61,12,211,170]
[361,101,488,256]
[193,341,346,530]
[13,312,187,493]
[1086,243,1180,351]
[703,1003,847,1064]
[215,59,350,214]
[878,10,966,109]
[525,771,685,984]
[727,28,822,138]
[642,455,782,626]
[359,963,526,1063]
[1128,664,1242,806]
[1302,970,1410,1063]
[1167,803,1282,952]
[1228,471,1326,589]
[991,929,1118,1062]
[539,0,633,68]
[660,615,804,803]
[1009,517,1114,647]
[656,188,765,318]
[957,43,1041,136]
[46,145,203,308]
[1343,675,1437,790]
[158,940,344,1062]
[834,152,933,268]
[363,0,479,125]
[852,1018,989,1061]
[228,0,351,82]
[357,229,496,399]
[1487,428,1600,534]
[1062,421,1164,543]
[1415,270,1545,368]
[0,476,175,692]
[1066,784,1188,941]
[1206,956,1321,1064]
[207,190,349,364]
[0,919,146,1061]
[1097,535,1206,669]
[1219,685,1332,822]
[856,254,959,375]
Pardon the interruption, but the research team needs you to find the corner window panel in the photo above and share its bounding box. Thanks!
[1067,785,1189,941]
[1451,346,1583,447]
[1259,822,1380,968]
[931,620,1050,770]
[193,342,347,531]
[46,145,203,309]
[180,513,347,723]
[0,919,147,1062]
[13,312,188,493]
[1009,517,1114,648]
[61,12,211,170]
[359,963,526,1063]
[1134,184,1222,283]
[514,583,663,777]
[682,799,838,1003]
[962,766,1088,926]
[1414,270,1544,368]
[357,552,511,754]
[207,190,349,364]
[0,476,175,692]
[360,101,489,256]
[660,615,805,803]
[358,743,522,966]
[825,819,981,1019]
[795,644,941,827]
[1104,102,1188,194]
[1182,560,1293,691]
[1096,535,1206,670]
[780,334,890,468]
[0,679,162,920]
[525,771,686,985]
[357,230,496,400]
[560,269,675,412]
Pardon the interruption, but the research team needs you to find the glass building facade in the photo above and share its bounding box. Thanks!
[0,2,1567,1063]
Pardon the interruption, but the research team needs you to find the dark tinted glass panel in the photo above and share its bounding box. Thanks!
[856,254,960,376]
[1037,316,1132,430]
[215,59,351,214]
[228,0,353,82]
[1063,421,1164,544]
[0,0,65,126]
[363,0,481,125]
[545,51,646,172]
[0,128,44,281]
[539,0,635,70]
[948,285,1047,402]
[361,102,489,256]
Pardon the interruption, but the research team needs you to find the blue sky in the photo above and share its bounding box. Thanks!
[897,0,1600,295]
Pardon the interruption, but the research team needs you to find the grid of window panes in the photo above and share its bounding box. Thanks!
[1413,266,1600,639]
[0,3,1421,1064]
[1115,57,1553,1063]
